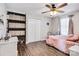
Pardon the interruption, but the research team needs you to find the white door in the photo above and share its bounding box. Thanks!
[27,19,41,43]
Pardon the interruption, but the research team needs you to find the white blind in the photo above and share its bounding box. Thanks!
[60,17,69,35]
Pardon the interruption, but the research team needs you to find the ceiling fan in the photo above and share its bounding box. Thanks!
[42,3,68,15]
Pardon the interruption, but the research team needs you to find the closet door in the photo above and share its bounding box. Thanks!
[7,12,26,43]
[35,20,41,41]
[28,19,41,43]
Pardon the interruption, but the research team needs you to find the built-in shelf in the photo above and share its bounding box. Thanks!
[12,35,25,38]
[8,19,26,23]
[17,35,26,37]
[7,11,26,43]
[8,28,26,30]
[7,11,26,16]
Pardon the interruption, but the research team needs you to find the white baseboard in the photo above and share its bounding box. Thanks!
[26,39,46,44]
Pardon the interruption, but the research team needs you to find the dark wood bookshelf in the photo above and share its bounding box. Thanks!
[8,28,26,30]
[7,11,26,16]
[7,11,26,44]
[8,19,25,23]
[12,35,25,37]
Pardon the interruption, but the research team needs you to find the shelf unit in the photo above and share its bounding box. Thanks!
[8,19,26,23]
[7,11,26,43]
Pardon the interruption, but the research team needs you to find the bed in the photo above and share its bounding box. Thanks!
[46,34,79,54]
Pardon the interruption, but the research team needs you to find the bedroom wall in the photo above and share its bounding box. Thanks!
[49,17,60,35]
[0,3,7,38]
[26,12,52,43]
[72,12,79,34]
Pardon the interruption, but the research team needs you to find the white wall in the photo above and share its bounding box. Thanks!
[26,12,51,43]
[50,17,60,35]
[0,3,7,38]
[72,12,79,34]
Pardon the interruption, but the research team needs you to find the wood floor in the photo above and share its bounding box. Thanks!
[17,41,68,56]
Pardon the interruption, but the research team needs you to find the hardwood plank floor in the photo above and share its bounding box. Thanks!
[17,41,68,56]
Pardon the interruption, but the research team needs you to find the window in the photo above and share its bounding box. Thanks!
[60,17,69,35]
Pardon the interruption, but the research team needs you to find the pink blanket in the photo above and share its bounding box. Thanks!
[46,35,78,54]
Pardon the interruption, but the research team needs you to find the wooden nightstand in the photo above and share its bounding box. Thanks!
[69,45,79,56]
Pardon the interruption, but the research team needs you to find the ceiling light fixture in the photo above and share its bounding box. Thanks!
[50,11,58,16]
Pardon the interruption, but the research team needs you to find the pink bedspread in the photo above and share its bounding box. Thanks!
[46,35,77,54]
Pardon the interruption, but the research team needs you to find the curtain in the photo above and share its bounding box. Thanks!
[68,17,74,34]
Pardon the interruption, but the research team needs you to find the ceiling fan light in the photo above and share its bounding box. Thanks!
[50,11,57,16]
[54,11,58,14]
[50,11,53,16]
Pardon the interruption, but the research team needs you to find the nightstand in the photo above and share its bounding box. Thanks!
[69,45,79,56]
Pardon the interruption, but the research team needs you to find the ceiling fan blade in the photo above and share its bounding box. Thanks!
[45,4,53,10]
[42,10,51,14]
[57,10,64,13]
[55,9,64,13]
[57,3,67,9]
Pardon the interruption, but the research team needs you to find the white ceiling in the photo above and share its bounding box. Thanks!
[5,3,79,17]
